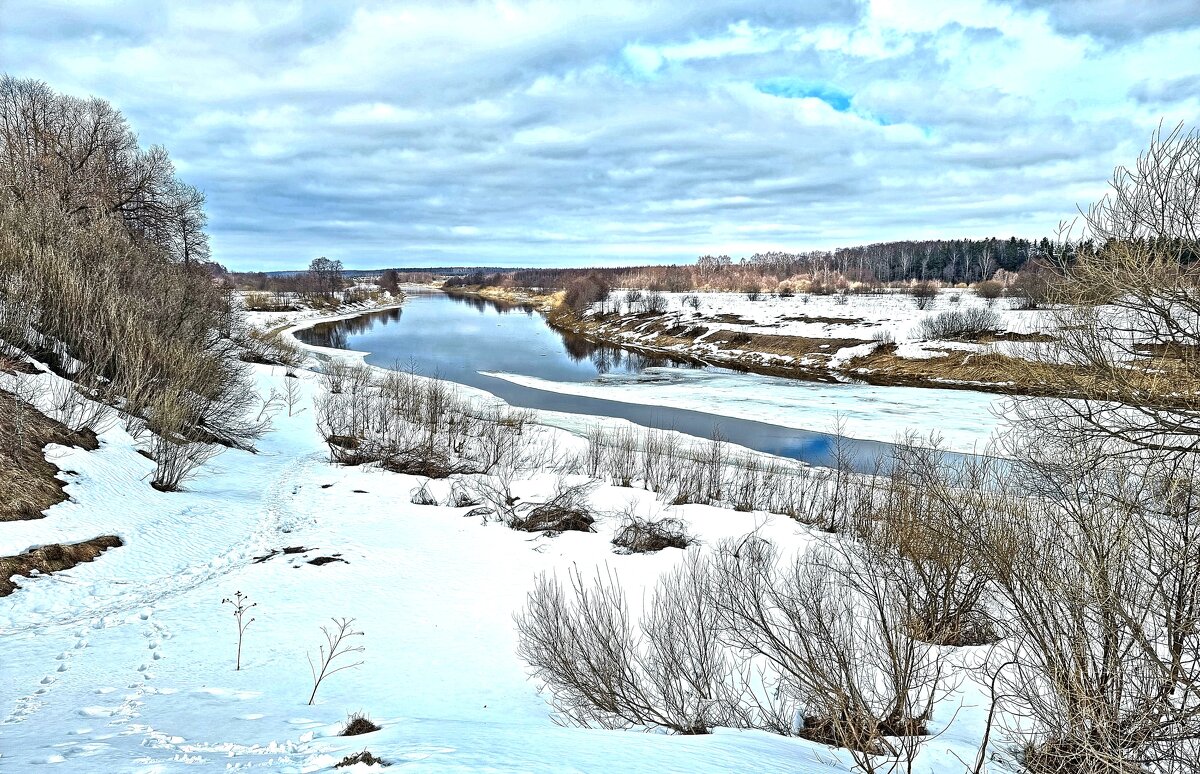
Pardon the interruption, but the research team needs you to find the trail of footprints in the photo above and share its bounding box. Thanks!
[7,455,326,766]
[6,608,175,765]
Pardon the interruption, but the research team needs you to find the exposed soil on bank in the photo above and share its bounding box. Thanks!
[0,535,123,596]
[442,285,1087,397]
[0,383,99,522]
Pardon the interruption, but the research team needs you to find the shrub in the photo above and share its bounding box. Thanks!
[564,274,610,314]
[239,328,306,369]
[916,307,1003,341]
[0,77,262,492]
[341,712,381,736]
[909,281,939,310]
[975,280,1004,305]
[643,290,668,314]
[336,751,387,768]
[612,516,695,554]
[508,480,598,535]
[516,556,739,734]
[1011,265,1053,310]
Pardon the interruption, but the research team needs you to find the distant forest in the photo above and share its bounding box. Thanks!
[233,235,1160,295]
[433,236,1074,294]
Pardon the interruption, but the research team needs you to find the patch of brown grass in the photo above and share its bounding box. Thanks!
[843,343,1065,393]
[0,390,99,521]
[0,535,122,596]
[707,330,872,360]
[778,314,866,325]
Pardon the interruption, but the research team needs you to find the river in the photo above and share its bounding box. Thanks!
[295,290,1002,468]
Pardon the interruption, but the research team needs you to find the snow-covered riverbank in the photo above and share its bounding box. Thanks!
[1,307,1004,772]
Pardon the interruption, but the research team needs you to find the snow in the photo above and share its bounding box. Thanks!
[587,288,1060,369]
[481,368,1005,454]
[2,315,1003,772]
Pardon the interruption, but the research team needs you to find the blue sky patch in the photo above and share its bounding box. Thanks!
[755,79,852,111]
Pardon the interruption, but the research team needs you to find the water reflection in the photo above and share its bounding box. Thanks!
[294,292,901,469]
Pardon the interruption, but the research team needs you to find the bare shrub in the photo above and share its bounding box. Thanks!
[643,290,668,314]
[853,440,1000,647]
[47,375,112,434]
[564,274,610,314]
[509,479,598,535]
[611,515,695,554]
[336,750,387,768]
[962,428,1200,773]
[583,424,607,477]
[307,617,365,705]
[909,280,939,310]
[239,328,306,369]
[516,557,739,734]
[708,537,946,758]
[242,291,297,312]
[605,426,639,486]
[149,434,222,492]
[916,307,1002,341]
[409,482,438,506]
[975,280,1004,305]
[341,712,381,736]
[314,370,537,478]
[0,78,260,465]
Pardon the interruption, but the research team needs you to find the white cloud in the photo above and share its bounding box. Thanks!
[2,0,1196,269]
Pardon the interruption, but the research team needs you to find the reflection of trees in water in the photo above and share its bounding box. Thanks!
[298,308,402,350]
[445,292,535,316]
[555,328,694,375]
[300,324,349,350]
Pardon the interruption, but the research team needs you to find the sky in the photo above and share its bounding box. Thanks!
[2,1,1198,271]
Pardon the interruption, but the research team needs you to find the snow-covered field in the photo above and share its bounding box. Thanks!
[2,306,1005,773]
[576,288,1058,374]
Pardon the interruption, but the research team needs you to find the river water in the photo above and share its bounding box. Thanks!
[296,291,993,468]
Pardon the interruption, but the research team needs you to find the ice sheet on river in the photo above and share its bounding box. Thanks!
[480,367,1005,453]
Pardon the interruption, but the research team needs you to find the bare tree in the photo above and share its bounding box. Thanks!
[308,257,345,299]
[1011,122,1200,457]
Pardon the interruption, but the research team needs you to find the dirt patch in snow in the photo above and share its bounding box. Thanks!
[0,389,99,521]
[707,329,872,360]
[0,535,122,596]
[778,314,866,326]
[843,343,1054,392]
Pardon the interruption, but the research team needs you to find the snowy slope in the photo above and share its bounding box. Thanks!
[1,335,1002,772]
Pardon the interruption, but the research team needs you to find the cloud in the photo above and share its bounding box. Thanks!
[1,0,1196,269]
[1010,0,1200,42]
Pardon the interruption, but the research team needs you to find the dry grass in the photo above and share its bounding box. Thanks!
[0,390,98,521]
[335,750,389,768]
[844,343,1067,393]
[778,314,866,325]
[708,330,872,360]
[341,712,382,736]
[0,535,122,596]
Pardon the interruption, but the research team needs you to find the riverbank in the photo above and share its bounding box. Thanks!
[444,284,1061,396]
